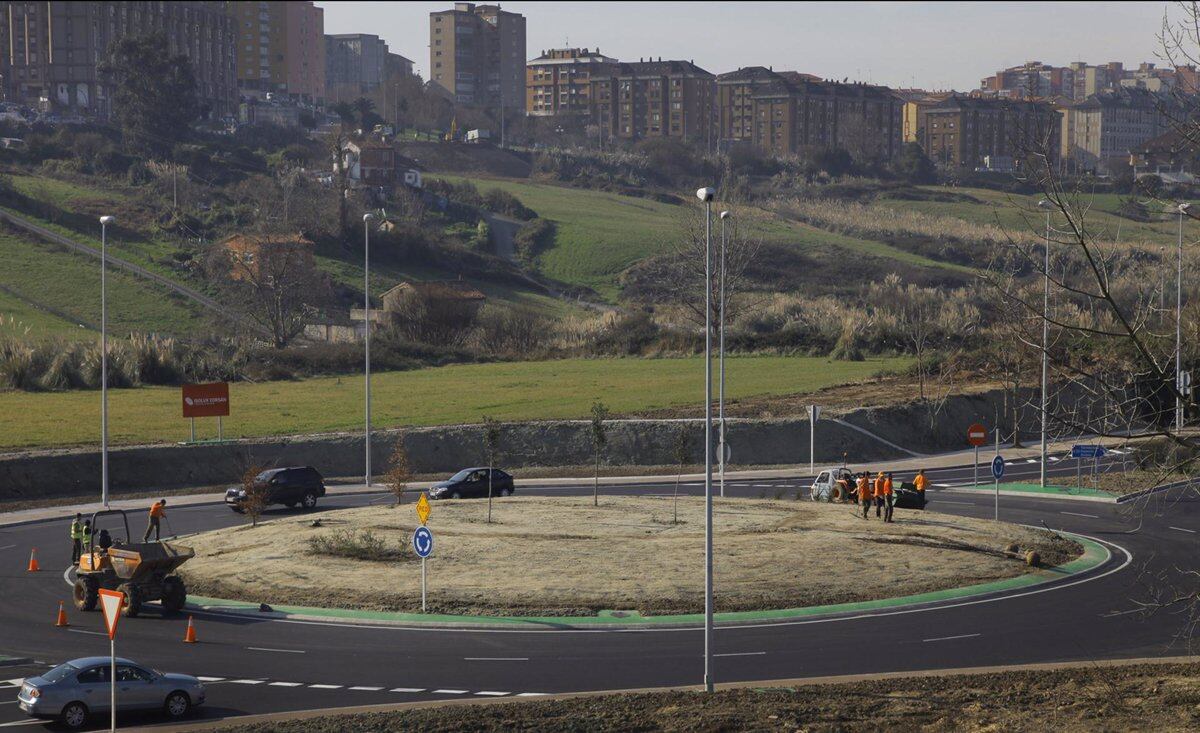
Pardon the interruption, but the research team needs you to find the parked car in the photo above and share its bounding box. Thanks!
[428,467,514,500]
[17,656,204,729]
[225,466,326,512]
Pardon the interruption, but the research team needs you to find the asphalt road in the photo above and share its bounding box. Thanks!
[0,450,1193,730]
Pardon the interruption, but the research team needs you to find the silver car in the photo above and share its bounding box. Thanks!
[17,656,205,729]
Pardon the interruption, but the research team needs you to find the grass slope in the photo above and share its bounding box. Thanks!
[0,288,88,337]
[0,355,907,450]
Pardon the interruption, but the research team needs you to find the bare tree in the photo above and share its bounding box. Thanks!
[665,204,763,335]
[239,464,269,528]
[672,423,690,525]
[482,416,501,523]
[386,434,412,506]
[590,401,610,507]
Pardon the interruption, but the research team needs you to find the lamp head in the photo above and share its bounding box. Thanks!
[363,212,375,222]
[719,210,730,220]
[1179,202,1191,214]
[1036,199,1053,211]
[695,187,715,202]
[99,215,115,225]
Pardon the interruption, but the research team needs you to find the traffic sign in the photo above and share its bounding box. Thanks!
[1179,371,1192,390]
[1070,444,1106,459]
[967,423,987,447]
[413,526,434,558]
[416,493,431,525]
[991,455,1006,480]
[98,588,123,640]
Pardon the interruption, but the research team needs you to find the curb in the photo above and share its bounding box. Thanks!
[123,655,1200,732]
[1116,477,1197,504]
[941,486,1117,504]
[182,533,1110,631]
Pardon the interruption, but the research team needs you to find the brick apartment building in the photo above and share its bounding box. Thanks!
[715,66,818,144]
[749,75,903,161]
[0,1,236,117]
[919,94,1060,170]
[229,1,324,102]
[429,2,525,116]
[588,58,715,144]
[526,47,617,117]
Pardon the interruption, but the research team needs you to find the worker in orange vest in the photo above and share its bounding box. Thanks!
[873,472,886,518]
[143,499,167,542]
[856,473,871,519]
[914,469,928,494]
[883,472,895,522]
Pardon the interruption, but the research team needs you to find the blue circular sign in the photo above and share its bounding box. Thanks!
[412,526,433,558]
[991,455,1006,480]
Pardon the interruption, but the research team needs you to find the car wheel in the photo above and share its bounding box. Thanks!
[60,701,88,730]
[450,491,462,499]
[301,491,318,510]
[161,575,187,613]
[164,691,191,719]
[500,488,512,497]
[73,575,99,612]
[118,582,142,618]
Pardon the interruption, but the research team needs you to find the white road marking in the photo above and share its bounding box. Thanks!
[390,687,425,693]
[1169,526,1196,534]
[433,689,468,694]
[268,682,304,687]
[1101,608,1143,617]
[308,684,342,689]
[0,700,18,705]
[228,679,266,685]
[3,679,23,686]
[0,545,15,551]
[933,483,952,488]
[246,647,305,654]
[475,691,510,696]
[0,720,44,727]
[1025,459,1037,464]
[1060,511,1099,519]
[922,633,981,643]
[348,686,385,691]
[516,692,549,696]
[67,629,106,636]
[936,500,977,506]
[464,657,528,661]
[197,677,225,682]
[714,651,766,657]
[753,484,775,488]
[1048,457,1061,462]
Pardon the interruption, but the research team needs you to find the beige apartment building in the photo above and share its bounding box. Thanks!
[229,1,325,102]
[751,77,902,161]
[589,59,715,144]
[1065,88,1173,172]
[920,95,1060,170]
[430,2,525,115]
[526,47,617,117]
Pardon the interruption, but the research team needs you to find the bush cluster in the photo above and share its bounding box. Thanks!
[307,529,411,562]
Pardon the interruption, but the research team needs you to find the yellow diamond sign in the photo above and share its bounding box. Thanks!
[416,493,431,525]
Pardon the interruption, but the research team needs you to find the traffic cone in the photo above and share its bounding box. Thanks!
[55,601,69,627]
[26,548,39,572]
[183,616,197,643]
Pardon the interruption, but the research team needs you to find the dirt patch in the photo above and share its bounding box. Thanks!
[210,661,1200,733]
[180,496,1079,617]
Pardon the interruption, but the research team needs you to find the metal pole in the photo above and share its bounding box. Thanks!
[1040,207,1050,488]
[702,193,714,694]
[109,637,116,733]
[218,416,223,441]
[994,425,1000,521]
[1177,205,1187,432]
[809,407,815,476]
[364,213,374,487]
[100,217,112,509]
[973,445,978,489]
[189,418,195,443]
[718,212,727,498]
[421,557,427,612]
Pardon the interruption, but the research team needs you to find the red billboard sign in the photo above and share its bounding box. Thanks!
[182,382,230,418]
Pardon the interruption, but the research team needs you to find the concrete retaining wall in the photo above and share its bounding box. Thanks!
[0,388,1039,503]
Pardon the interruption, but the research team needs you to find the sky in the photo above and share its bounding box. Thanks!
[318,1,1170,91]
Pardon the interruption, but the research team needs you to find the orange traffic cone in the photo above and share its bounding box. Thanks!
[183,616,197,643]
[55,601,69,627]
[26,548,39,572]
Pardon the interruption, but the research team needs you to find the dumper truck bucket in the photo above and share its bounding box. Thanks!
[105,542,195,582]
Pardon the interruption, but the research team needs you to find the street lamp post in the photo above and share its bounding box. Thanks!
[1037,199,1053,488]
[99,216,114,508]
[1178,203,1190,431]
[696,186,716,694]
[718,210,730,498]
[363,212,375,488]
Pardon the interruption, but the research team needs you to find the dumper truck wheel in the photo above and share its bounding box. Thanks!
[161,576,186,613]
[830,485,845,503]
[73,576,99,612]
[118,583,142,618]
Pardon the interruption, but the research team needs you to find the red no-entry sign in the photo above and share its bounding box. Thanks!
[967,423,987,447]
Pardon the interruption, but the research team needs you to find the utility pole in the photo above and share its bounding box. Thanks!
[363,212,375,487]
[696,186,716,694]
[1178,203,1190,431]
[718,210,730,497]
[1037,199,1053,487]
[99,216,114,508]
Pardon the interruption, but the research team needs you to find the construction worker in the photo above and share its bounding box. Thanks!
[80,520,92,561]
[856,473,871,519]
[143,499,167,542]
[873,472,886,518]
[914,469,928,495]
[69,513,84,565]
[883,472,895,523]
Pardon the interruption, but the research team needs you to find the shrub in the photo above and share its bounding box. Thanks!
[514,218,555,267]
[308,529,411,562]
[482,188,536,220]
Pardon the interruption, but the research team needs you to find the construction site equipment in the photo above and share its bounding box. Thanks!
[27,548,39,572]
[55,601,69,627]
[809,467,855,502]
[183,616,198,643]
[73,510,194,618]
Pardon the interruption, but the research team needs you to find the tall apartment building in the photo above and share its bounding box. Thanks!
[749,76,902,160]
[386,52,413,79]
[981,61,1074,99]
[589,59,715,143]
[715,66,804,144]
[919,95,1060,170]
[229,1,325,102]
[1066,88,1173,172]
[429,3,525,113]
[526,47,617,117]
[325,33,388,102]
[0,1,236,117]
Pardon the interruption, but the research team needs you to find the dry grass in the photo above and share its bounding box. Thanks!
[180,496,1079,617]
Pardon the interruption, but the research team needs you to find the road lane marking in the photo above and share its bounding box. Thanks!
[228,680,266,685]
[268,682,303,687]
[922,633,981,643]
[0,545,14,551]
[933,483,952,488]
[1169,526,1196,534]
[714,651,766,657]
[0,720,44,727]
[434,689,468,694]
[67,629,105,636]
[308,684,342,689]
[1060,511,1099,519]
[516,692,549,696]
[1025,459,1037,464]
[246,647,305,654]
[390,687,425,693]
[464,657,528,661]
[936,500,977,506]
[3,680,23,686]
[197,677,225,682]
[349,686,385,691]
[475,691,510,696]
[1101,608,1143,617]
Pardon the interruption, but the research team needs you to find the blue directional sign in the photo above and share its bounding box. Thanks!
[1070,444,1106,459]
[412,526,434,558]
[991,455,1006,480]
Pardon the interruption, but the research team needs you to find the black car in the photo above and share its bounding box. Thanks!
[427,467,514,500]
[894,481,927,510]
[225,466,326,512]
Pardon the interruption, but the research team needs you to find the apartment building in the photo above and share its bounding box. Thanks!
[429,3,525,114]
[920,94,1060,170]
[981,61,1073,99]
[0,1,236,117]
[750,76,902,160]
[229,1,324,102]
[589,59,715,143]
[1066,88,1173,172]
[526,47,617,117]
[325,33,389,101]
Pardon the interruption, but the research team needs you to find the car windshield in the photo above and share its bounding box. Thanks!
[41,662,77,683]
[448,469,475,482]
[254,470,277,482]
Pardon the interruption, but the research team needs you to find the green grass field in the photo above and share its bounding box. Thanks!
[0,355,908,450]
[0,232,206,336]
[5,173,130,208]
[0,289,87,337]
